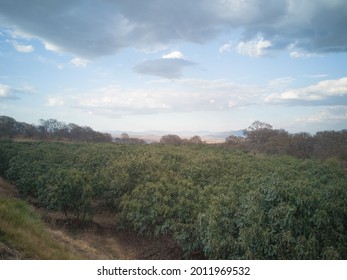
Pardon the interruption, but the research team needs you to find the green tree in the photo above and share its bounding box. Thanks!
[43,168,93,221]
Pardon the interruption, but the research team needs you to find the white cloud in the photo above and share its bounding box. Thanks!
[44,77,347,131]
[0,83,33,100]
[289,51,305,58]
[6,28,32,40]
[162,51,184,59]
[236,36,272,57]
[43,41,62,53]
[289,51,317,59]
[219,43,232,54]
[70,57,89,67]
[76,85,170,115]
[266,77,347,105]
[12,41,34,53]
[304,74,328,79]
[69,78,269,117]
[0,84,10,98]
[266,77,295,91]
[6,35,34,53]
[295,107,347,125]
[46,97,64,106]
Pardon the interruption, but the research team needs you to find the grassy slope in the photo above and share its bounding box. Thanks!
[0,179,78,259]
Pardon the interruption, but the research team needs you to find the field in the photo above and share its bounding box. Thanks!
[0,140,346,259]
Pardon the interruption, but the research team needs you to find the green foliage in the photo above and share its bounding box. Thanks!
[39,168,93,220]
[0,140,346,259]
[0,141,24,176]
[120,179,203,257]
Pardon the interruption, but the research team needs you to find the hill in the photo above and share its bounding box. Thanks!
[109,129,244,143]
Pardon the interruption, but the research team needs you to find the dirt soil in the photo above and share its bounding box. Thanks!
[0,177,18,198]
[42,211,182,260]
[0,177,182,260]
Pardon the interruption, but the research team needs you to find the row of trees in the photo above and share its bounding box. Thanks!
[0,116,112,143]
[113,133,146,144]
[160,134,203,145]
[226,121,347,164]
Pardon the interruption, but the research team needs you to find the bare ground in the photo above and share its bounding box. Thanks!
[41,210,182,260]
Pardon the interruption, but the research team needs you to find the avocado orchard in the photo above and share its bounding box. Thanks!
[0,141,346,259]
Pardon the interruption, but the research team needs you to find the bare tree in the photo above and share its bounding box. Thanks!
[160,134,182,145]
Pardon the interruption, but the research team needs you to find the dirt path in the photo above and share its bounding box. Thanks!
[43,212,181,260]
[0,177,18,198]
[46,227,136,259]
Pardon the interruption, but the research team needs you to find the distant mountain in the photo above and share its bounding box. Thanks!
[205,130,244,139]
[107,129,244,143]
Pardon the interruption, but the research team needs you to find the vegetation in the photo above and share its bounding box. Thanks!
[226,121,347,164]
[0,196,77,259]
[0,115,112,142]
[1,136,346,259]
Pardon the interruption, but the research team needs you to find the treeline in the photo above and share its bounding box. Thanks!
[0,115,112,143]
[113,133,146,144]
[225,121,347,164]
[159,134,204,145]
[2,116,346,163]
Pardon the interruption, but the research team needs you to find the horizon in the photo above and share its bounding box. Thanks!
[3,114,346,139]
[1,1,346,134]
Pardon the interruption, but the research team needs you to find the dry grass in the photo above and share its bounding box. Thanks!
[0,197,79,259]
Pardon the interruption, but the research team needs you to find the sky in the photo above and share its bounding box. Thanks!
[0,0,346,134]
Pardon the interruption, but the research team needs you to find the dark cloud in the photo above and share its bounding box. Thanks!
[134,58,195,79]
[0,0,346,58]
[253,0,347,53]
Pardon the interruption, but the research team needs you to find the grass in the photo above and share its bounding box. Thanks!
[0,197,79,259]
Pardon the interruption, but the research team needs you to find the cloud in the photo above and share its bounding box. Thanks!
[0,83,33,100]
[304,74,328,79]
[50,77,347,121]
[236,36,272,57]
[219,43,232,54]
[46,97,64,106]
[134,58,195,79]
[43,41,62,53]
[0,84,11,99]
[162,51,184,59]
[70,57,89,67]
[74,85,171,116]
[0,1,346,58]
[289,49,318,59]
[294,107,347,131]
[265,77,347,106]
[64,79,268,118]
[11,41,34,53]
